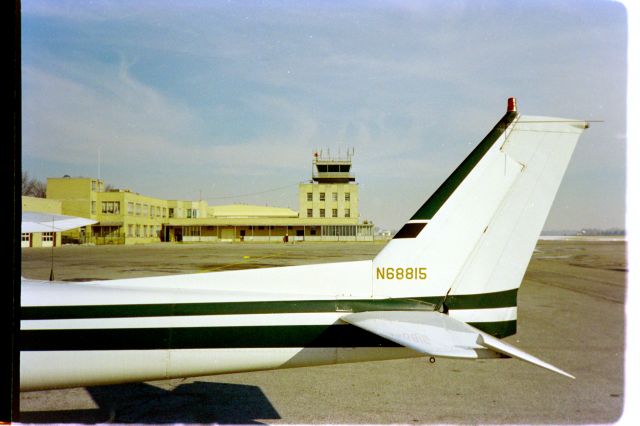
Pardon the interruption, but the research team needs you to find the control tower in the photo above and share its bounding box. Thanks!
[298,149,358,221]
[311,149,355,183]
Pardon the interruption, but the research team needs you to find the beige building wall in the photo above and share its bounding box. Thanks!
[94,194,211,244]
[21,196,63,247]
[169,211,371,243]
[45,177,181,245]
[46,177,102,242]
[42,176,373,245]
[97,190,175,245]
[298,182,358,223]
[208,204,297,219]
[167,200,208,219]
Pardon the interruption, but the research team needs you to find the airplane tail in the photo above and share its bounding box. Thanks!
[372,98,588,338]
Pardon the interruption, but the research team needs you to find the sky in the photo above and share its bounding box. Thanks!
[21,0,628,231]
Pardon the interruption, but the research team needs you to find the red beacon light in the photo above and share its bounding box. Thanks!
[507,97,517,113]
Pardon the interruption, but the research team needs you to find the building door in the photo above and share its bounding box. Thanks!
[220,228,234,241]
[42,232,54,248]
[21,233,31,248]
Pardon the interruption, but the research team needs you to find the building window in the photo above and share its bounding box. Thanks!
[345,208,351,218]
[332,192,338,201]
[187,209,192,218]
[320,209,325,218]
[320,192,325,201]
[162,207,167,218]
[91,201,96,215]
[95,226,120,238]
[91,180,96,191]
[184,226,201,237]
[332,208,338,218]
[345,192,351,201]
[307,192,312,201]
[143,225,147,237]
[136,203,141,216]
[169,208,174,218]
[101,201,120,214]
[127,225,133,237]
[21,233,30,243]
[42,232,54,242]
[127,202,134,215]
[150,206,155,218]
[143,204,149,217]
[307,208,313,217]
[135,224,140,237]
[322,225,356,237]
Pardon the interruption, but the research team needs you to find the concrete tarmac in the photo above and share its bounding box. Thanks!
[19,239,626,424]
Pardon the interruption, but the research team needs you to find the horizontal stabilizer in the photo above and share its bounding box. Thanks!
[477,333,575,378]
[342,311,573,378]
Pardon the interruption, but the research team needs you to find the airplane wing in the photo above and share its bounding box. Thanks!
[341,311,574,378]
[22,211,97,233]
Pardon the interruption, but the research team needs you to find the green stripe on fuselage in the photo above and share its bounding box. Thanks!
[469,320,517,339]
[441,288,518,310]
[21,289,517,320]
[410,111,518,221]
[22,298,434,320]
[21,324,400,351]
[20,320,518,351]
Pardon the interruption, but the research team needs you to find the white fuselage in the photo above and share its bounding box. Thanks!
[21,261,424,391]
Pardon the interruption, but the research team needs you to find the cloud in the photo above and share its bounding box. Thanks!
[21,0,628,229]
[23,61,194,162]
[22,56,323,178]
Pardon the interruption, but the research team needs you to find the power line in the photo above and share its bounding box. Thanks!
[208,182,300,201]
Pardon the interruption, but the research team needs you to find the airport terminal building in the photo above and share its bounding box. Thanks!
[23,153,374,246]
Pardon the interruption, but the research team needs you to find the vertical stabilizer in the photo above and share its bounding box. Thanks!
[372,99,588,337]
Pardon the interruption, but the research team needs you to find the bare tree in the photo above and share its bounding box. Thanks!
[22,172,47,198]
[21,172,31,195]
[32,180,47,198]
